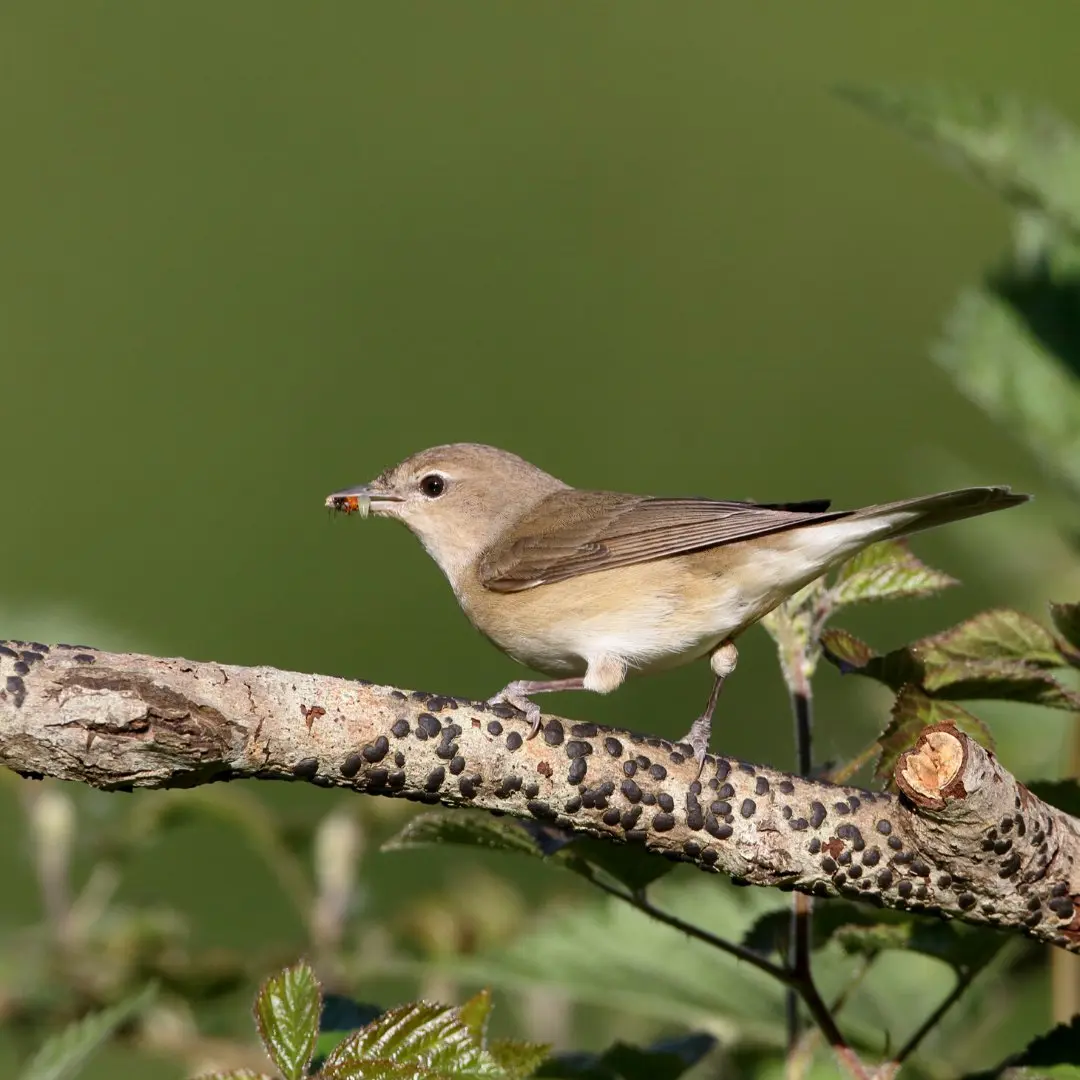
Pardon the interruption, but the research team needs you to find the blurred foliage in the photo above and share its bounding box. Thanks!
[4,4,1080,1078]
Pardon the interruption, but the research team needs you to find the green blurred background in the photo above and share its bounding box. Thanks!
[2,3,1079,1076]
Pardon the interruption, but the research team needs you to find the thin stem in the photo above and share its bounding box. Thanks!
[589,878,872,1080]
[787,677,815,1060]
[893,970,974,1066]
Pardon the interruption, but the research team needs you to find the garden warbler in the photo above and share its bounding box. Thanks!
[326,443,1028,769]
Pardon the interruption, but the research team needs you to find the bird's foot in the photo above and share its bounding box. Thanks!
[487,682,543,739]
[679,714,713,777]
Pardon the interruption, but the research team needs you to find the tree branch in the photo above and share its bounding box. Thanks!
[2,642,1079,952]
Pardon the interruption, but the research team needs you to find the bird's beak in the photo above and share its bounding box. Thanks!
[324,483,403,518]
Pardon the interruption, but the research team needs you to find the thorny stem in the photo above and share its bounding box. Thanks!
[589,879,871,1080]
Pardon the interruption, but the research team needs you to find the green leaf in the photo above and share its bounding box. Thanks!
[876,688,994,783]
[314,996,386,1070]
[321,1001,504,1079]
[488,1039,551,1079]
[554,836,674,893]
[742,900,1003,975]
[457,990,493,1046]
[535,1035,715,1080]
[934,281,1080,498]
[192,1073,274,1080]
[253,960,321,1080]
[822,614,1080,710]
[966,1016,1080,1078]
[1027,781,1080,818]
[838,85,1080,235]
[1050,602,1080,657]
[830,540,958,606]
[18,984,157,1080]
[382,813,545,860]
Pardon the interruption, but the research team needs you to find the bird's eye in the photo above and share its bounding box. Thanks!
[419,473,446,498]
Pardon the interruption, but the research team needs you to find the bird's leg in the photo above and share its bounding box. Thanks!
[680,640,739,774]
[487,677,587,739]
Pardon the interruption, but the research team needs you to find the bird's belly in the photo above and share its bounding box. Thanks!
[464,563,757,678]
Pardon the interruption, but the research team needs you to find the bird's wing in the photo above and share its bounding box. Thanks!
[478,490,848,592]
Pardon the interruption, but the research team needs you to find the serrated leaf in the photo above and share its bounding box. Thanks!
[830,540,958,606]
[458,990,492,1046]
[822,615,1080,710]
[966,1015,1080,1079]
[535,1035,715,1080]
[554,836,674,893]
[741,900,1002,974]
[382,813,544,860]
[489,1039,550,1079]
[322,1002,504,1079]
[314,996,386,1069]
[838,85,1080,236]
[1050,602,1080,656]
[1026,781,1080,819]
[18,984,156,1080]
[934,282,1080,498]
[876,688,993,783]
[253,960,321,1080]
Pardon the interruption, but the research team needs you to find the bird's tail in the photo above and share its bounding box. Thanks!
[849,486,1030,541]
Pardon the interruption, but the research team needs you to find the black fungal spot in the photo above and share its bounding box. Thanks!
[808,838,821,854]
[362,737,389,763]
[791,818,808,831]
[738,762,756,776]
[910,859,930,877]
[1053,881,1070,897]
[648,764,667,781]
[706,778,718,791]
[755,776,769,796]
[0,645,17,658]
[367,767,389,788]
[862,849,880,867]
[897,880,913,899]
[391,718,410,738]
[487,720,503,736]
[391,690,407,701]
[641,792,656,806]
[916,886,929,901]
[566,740,592,759]
[711,801,731,816]
[656,793,674,813]
[292,757,319,780]
[645,737,663,748]
[543,719,564,745]
[809,802,826,829]
[782,806,792,820]
[387,770,406,790]
[887,836,903,851]
[714,759,731,781]
[449,756,466,775]
[73,654,96,664]
[13,661,29,675]
[527,799,557,820]
[6,676,26,708]
[20,651,43,664]
[848,865,862,879]
[821,857,837,874]
[602,807,621,827]
[717,783,735,799]
[625,829,648,843]
[832,802,850,816]
[340,754,363,778]
[506,732,523,751]
[571,722,598,738]
[999,852,1023,878]
[999,817,1013,833]
[394,752,406,767]
[622,760,637,778]
[701,848,719,865]
[993,838,1012,855]
[604,736,623,756]
[740,799,756,818]
[957,892,976,910]
[686,799,704,831]
[621,779,642,803]
[568,758,588,785]
[683,839,702,857]
[524,781,540,798]
[495,776,523,798]
[458,776,478,799]
[778,780,794,794]
[847,795,860,810]
[653,812,676,832]
[877,869,893,889]
[417,713,441,738]
[876,820,892,835]
[424,767,446,793]
[564,795,582,813]
[670,752,685,764]
[621,806,643,830]
[938,873,953,889]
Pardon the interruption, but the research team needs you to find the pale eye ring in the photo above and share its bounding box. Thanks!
[419,473,446,498]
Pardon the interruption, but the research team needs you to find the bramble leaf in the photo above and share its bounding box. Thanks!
[830,540,957,606]
[252,960,321,1080]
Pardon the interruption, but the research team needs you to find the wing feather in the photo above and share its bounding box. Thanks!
[478,491,848,592]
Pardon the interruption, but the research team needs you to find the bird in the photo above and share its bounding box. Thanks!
[325,443,1028,769]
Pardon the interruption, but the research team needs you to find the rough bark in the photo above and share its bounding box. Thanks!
[2,640,1078,951]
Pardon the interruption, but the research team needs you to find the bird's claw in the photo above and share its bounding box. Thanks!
[680,715,713,778]
[487,685,543,739]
